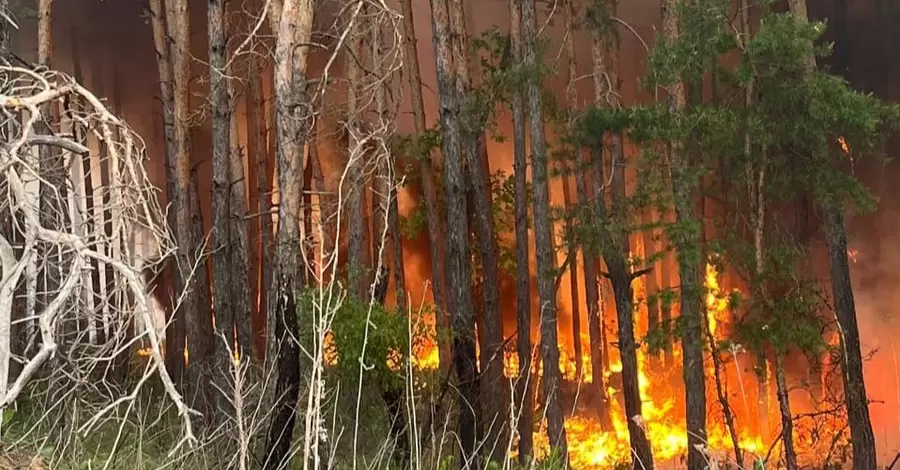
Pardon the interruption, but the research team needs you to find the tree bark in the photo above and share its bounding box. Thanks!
[263,0,316,468]
[507,0,533,459]
[164,0,211,396]
[562,0,584,386]
[661,1,708,468]
[642,209,661,372]
[398,0,450,369]
[209,0,236,367]
[345,8,370,301]
[591,139,655,468]
[447,0,506,459]
[823,209,877,470]
[229,101,253,360]
[429,0,481,464]
[774,353,798,470]
[785,2,877,468]
[522,0,567,458]
[149,0,184,379]
[246,55,268,353]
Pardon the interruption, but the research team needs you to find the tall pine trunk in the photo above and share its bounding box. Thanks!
[824,209,877,469]
[562,0,582,384]
[447,0,506,458]
[661,1,708,468]
[209,0,236,366]
[246,56,268,353]
[522,0,567,457]
[263,0,316,467]
[786,2,877,468]
[398,0,450,369]
[508,0,533,459]
[429,0,481,464]
[346,7,370,301]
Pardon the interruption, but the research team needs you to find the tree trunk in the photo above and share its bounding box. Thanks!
[447,0,506,459]
[38,0,70,353]
[209,0,236,367]
[642,209,661,372]
[661,1,708,468]
[785,2,877,468]
[303,129,316,283]
[522,0,567,457]
[246,56,267,353]
[429,0,481,464]
[149,0,184,380]
[507,0,533,459]
[399,0,450,369]
[823,208,877,470]
[229,102,253,360]
[592,140,655,468]
[562,0,584,386]
[345,9,370,301]
[263,0,316,468]
[774,353,798,470]
[68,27,101,347]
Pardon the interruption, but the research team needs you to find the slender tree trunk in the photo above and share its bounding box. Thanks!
[592,140,655,468]
[229,104,253,360]
[246,56,267,351]
[263,1,316,468]
[303,130,316,283]
[642,210,661,371]
[209,0,236,367]
[706,312,743,468]
[774,353,798,470]
[399,0,450,369]
[68,27,101,347]
[429,0,481,464]
[149,0,185,379]
[522,0,567,457]
[346,9,369,301]
[736,0,772,438]
[166,0,212,399]
[38,0,70,353]
[507,0,533,459]
[786,2,877,468]
[447,0,506,458]
[562,0,584,386]
[661,1,708,468]
[824,209,877,470]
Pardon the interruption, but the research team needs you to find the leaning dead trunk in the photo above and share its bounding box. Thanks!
[263,0,316,468]
[507,0,533,459]
[429,0,481,464]
[522,0,567,457]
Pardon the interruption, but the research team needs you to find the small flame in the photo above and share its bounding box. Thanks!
[848,248,859,264]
